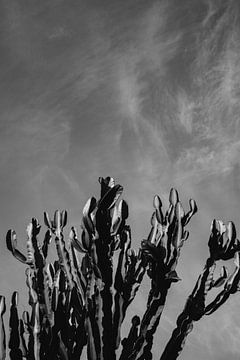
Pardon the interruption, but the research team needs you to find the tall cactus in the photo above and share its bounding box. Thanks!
[2,177,240,360]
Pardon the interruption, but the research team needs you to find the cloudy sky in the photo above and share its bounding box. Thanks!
[1,0,240,359]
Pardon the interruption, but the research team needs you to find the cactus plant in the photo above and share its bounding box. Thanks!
[0,177,239,360]
[160,220,240,360]
[0,297,6,360]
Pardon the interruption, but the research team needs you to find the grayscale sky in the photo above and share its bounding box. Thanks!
[1,0,240,359]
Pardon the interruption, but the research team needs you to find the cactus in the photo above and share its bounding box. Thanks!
[0,297,6,360]
[0,177,239,360]
[122,190,197,360]
[160,220,240,360]
[113,226,146,350]
[8,292,22,360]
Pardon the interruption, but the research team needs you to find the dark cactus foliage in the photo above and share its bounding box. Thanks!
[0,177,239,360]
[160,220,240,360]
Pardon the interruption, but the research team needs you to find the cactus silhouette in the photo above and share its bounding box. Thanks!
[160,220,240,360]
[0,297,6,360]
[0,177,239,359]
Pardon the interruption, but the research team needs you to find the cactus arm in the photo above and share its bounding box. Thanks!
[119,316,140,360]
[0,296,6,360]
[42,230,52,259]
[160,249,240,360]
[55,232,76,290]
[51,269,61,313]
[26,219,44,269]
[26,220,54,331]
[45,209,86,346]
[128,284,169,360]
[113,228,130,349]
[45,211,78,292]
[86,258,104,360]
[113,257,126,350]
[32,302,40,360]
[49,270,77,359]
[113,228,146,350]
[122,190,197,360]
[90,239,104,360]
[94,236,114,360]
[9,292,22,360]
[159,258,215,360]
[24,268,40,360]
[204,252,240,315]
[41,265,54,327]
[70,243,86,295]
[160,312,193,360]
[94,278,104,360]
[19,319,27,358]
[22,311,33,360]
[68,229,86,301]
[113,292,124,350]
[6,230,27,264]
[85,266,99,360]
[25,268,38,307]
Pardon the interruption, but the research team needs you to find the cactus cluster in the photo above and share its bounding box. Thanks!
[0,177,240,359]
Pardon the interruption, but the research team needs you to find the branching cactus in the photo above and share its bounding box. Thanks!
[160,220,240,360]
[124,189,197,360]
[1,177,240,360]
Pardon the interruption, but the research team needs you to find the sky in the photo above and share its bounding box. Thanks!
[0,0,240,359]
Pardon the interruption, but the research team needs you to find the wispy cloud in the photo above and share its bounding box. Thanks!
[163,0,240,182]
[116,1,240,186]
[177,89,195,134]
[112,2,184,190]
[0,107,70,170]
